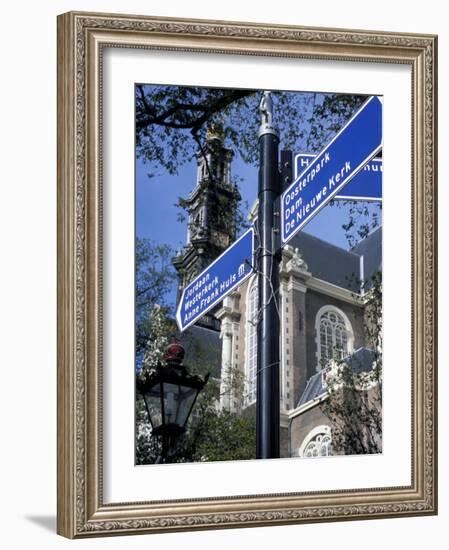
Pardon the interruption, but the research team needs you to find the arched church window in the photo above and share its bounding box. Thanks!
[303,433,332,457]
[316,306,353,369]
[298,426,332,458]
[245,278,258,405]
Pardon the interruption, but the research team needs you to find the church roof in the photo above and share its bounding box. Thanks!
[296,347,377,408]
[290,231,360,290]
[297,369,326,408]
[289,226,382,292]
[351,226,382,284]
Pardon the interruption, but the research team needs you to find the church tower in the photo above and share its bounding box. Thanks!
[173,126,241,331]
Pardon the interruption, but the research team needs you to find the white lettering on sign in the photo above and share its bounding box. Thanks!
[185,276,219,311]
[285,152,331,207]
[176,227,254,332]
[183,271,241,325]
[284,160,352,227]
[328,161,351,189]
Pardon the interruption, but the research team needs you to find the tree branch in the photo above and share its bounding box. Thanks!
[136,86,256,134]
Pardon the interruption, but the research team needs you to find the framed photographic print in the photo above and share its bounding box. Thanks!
[57,11,438,538]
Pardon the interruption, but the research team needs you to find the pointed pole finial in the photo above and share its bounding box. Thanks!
[259,91,279,139]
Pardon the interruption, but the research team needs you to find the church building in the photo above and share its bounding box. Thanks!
[173,130,382,459]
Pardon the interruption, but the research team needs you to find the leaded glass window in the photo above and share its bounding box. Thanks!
[318,309,351,367]
[303,433,332,458]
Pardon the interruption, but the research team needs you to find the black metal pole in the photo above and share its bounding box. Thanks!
[256,92,281,459]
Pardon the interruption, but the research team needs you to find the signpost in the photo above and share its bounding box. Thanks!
[175,92,382,461]
[281,96,382,245]
[294,154,382,201]
[176,228,254,332]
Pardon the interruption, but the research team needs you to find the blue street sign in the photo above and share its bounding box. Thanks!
[281,96,382,245]
[294,153,382,201]
[176,228,254,332]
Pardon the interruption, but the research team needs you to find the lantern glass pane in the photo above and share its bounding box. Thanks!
[142,384,163,429]
[163,382,198,427]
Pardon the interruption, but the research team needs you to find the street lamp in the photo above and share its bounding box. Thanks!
[137,341,209,462]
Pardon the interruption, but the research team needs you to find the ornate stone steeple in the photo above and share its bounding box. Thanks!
[173,128,241,331]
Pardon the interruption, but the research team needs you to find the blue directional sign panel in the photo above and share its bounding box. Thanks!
[295,153,382,201]
[281,96,382,245]
[176,228,254,332]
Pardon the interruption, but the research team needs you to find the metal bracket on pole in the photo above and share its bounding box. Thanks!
[274,149,294,255]
[273,196,282,259]
[280,149,293,192]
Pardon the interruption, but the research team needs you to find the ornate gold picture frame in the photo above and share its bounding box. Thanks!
[57,11,437,538]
